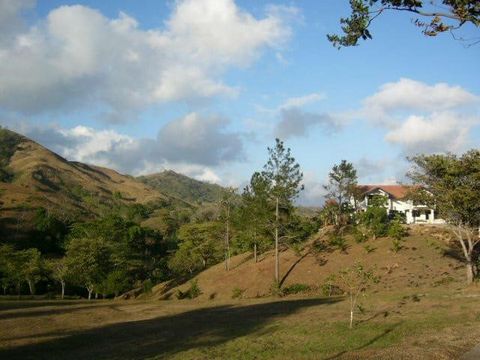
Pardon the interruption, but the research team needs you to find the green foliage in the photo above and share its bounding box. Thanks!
[359,201,389,239]
[168,221,223,275]
[328,0,480,48]
[352,227,368,243]
[282,283,311,295]
[328,234,349,252]
[270,280,283,297]
[388,219,407,253]
[324,160,358,220]
[321,275,343,297]
[231,287,246,299]
[138,170,227,204]
[143,279,154,294]
[176,279,201,299]
[262,138,304,204]
[363,244,376,254]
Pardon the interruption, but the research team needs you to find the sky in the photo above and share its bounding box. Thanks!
[0,0,479,205]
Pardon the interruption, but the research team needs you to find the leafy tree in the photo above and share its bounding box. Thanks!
[359,196,389,240]
[388,218,408,253]
[0,245,18,295]
[219,187,238,271]
[20,248,44,295]
[169,222,223,275]
[236,172,273,263]
[328,0,480,48]
[335,263,378,328]
[324,160,358,224]
[408,150,480,283]
[262,138,304,283]
[47,258,70,299]
[65,237,111,299]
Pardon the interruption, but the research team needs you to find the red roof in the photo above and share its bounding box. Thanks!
[357,184,412,200]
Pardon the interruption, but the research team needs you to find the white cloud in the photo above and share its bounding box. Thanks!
[0,0,295,120]
[280,92,326,109]
[385,112,475,154]
[18,112,245,180]
[363,78,479,125]
[359,78,480,155]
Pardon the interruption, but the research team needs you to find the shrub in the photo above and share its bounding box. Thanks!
[352,227,368,243]
[176,279,202,299]
[143,279,153,294]
[270,281,283,297]
[321,276,343,297]
[231,287,246,299]
[282,283,311,295]
[363,244,376,254]
[329,234,348,252]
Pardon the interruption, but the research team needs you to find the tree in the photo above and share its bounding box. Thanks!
[47,258,70,299]
[262,138,304,284]
[0,245,17,295]
[408,150,480,283]
[236,172,273,263]
[65,237,111,300]
[328,0,480,49]
[169,221,223,274]
[336,263,378,328]
[324,160,358,224]
[219,187,237,271]
[359,195,389,240]
[20,248,44,295]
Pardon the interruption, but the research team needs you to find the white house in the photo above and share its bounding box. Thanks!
[353,185,445,225]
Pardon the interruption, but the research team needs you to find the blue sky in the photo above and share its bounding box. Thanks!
[0,0,479,204]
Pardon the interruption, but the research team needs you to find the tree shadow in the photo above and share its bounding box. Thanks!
[324,322,403,360]
[279,251,311,287]
[0,297,341,360]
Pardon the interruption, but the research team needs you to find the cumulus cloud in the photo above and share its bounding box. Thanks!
[275,108,342,139]
[385,112,475,154]
[297,171,327,206]
[359,78,480,155]
[19,112,245,181]
[363,78,479,125]
[0,0,295,120]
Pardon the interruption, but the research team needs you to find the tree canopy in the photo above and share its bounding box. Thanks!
[328,0,480,48]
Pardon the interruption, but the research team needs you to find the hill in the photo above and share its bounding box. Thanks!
[148,225,466,301]
[0,128,168,242]
[138,170,227,205]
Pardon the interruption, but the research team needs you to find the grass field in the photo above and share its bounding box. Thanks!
[1,287,479,359]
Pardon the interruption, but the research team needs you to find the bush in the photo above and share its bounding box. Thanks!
[329,234,348,252]
[363,244,376,254]
[143,279,153,294]
[231,287,246,299]
[282,283,311,295]
[270,281,283,297]
[176,279,202,299]
[352,227,368,243]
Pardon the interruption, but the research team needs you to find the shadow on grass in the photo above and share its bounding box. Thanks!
[324,322,403,360]
[0,297,340,360]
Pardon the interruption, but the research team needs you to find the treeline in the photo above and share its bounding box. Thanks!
[0,139,319,298]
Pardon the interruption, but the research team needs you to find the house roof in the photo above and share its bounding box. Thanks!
[357,184,412,200]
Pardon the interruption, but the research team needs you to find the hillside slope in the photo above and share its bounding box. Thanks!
[138,170,226,205]
[149,225,466,301]
[0,128,166,238]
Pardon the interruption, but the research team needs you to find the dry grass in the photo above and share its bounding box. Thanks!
[0,287,479,359]
[152,225,467,301]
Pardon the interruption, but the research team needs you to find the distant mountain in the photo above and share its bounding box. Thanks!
[0,127,168,239]
[138,170,226,205]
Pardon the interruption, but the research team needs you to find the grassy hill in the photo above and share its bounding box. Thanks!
[0,128,169,241]
[138,170,227,205]
[149,225,466,301]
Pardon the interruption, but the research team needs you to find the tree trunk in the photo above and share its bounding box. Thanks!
[87,288,92,300]
[225,206,230,271]
[466,262,475,284]
[275,196,279,284]
[349,294,354,329]
[61,281,65,300]
[27,279,35,295]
